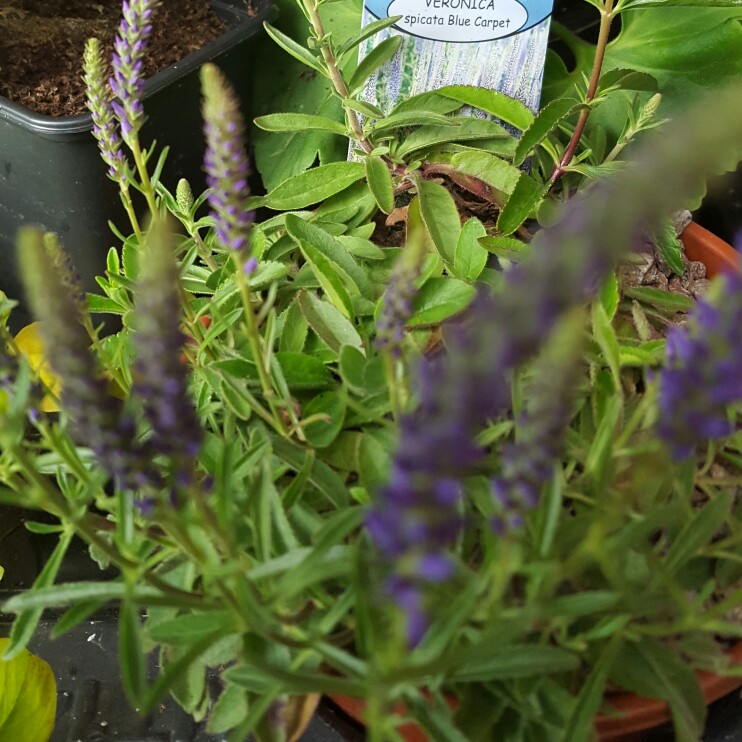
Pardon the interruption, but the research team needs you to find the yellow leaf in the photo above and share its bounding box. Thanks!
[0,639,56,742]
[14,323,61,412]
[286,693,320,742]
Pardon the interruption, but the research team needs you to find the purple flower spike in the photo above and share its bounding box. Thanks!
[133,222,202,477]
[367,210,606,645]
[200,63,254,253]
[84,38,128,182]
[109,0,162,142]
[490,316,583,533]
[17,228,160,493]
[657,271,742,460]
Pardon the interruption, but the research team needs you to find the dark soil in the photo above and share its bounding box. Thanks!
[0,0,227,116]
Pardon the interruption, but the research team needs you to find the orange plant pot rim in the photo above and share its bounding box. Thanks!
[329,224,742,742]
[681,221,740,278]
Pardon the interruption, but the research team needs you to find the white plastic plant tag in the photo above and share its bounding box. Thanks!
[358,0,555,114]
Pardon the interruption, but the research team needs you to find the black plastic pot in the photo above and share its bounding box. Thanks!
[0,0,270,331]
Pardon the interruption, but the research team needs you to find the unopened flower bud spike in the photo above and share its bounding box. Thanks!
[83,37,143,243]
[173,178,218,271]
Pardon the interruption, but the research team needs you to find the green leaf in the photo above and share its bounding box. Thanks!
[297,291,364,355]
[298,240,355,319]
[390,90,462,116]
[358,434,391,490]
[609,638,705,742]
[592,301,622,390]
[275,352,335,389]
[496,175,550,236]
[417,179,462,265]
[437,85,535,130]
[5,530,72,660]
[408,277,477,327]
[250,3,361,190]
[348,36,403,93]
[339,345,384,394]
[513,98,582,166]
[365,155,395,214]
[148,611,236,645]
[285,214,370,294]
[218,376,253,420]
[264,162,366,210]
[371,110,460,132]
[253,79,343,191]
[560,636,622,742]
[665,492,733,574]
[625,286,694,312]
[87,294,126,315]
[452,645,579,682]
[337,15,402,60]
[302,391,347,448]
[618,340,666,367]
[450,151,522,200]
[410,697,470,742]
[279,299,308,353]
[652,218,685,276]
[479,235,531,262]
[2,582,169,613]
[263,23,325,74]
[598,67,659,94]
[119,599,146,705]
[513,97,582,166]
[453,218,488,281]
[343,98,385,118]
[207,683,249,735]
[585,395,622,482]
[166,645,208,718]
[598,273,620,321]
[543,6,742,136]
[141,632,227,715]
[0,639,56,742]
[396,118,510,158]
[272,436,349,509]
[52,601,107,638]
[253,113,347,136]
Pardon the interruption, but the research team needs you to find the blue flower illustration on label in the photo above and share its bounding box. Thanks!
[365,0,552,43]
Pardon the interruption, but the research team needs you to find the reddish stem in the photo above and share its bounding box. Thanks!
[549,1,615,186]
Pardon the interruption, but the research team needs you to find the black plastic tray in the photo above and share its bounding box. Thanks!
[0,0,270,331]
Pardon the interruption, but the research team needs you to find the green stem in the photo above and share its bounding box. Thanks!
[83,314,130,394]
[5,449,201,603]
[303,0,374,155]
[192,229,219,272]
[130,138,159,217]
[120,182,143,243]
[549,0,616,185]
[233,254,289,436]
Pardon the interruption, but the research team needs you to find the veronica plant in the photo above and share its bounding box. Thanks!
[0,1,741,742]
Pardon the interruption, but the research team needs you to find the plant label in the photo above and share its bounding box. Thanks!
[358,0,555,113]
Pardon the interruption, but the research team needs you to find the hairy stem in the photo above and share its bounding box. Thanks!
[549,0,616,185]
[303,0,374,155]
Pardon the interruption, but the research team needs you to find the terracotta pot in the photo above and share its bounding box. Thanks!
[682,221,740,278]
[329,223,742,742]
